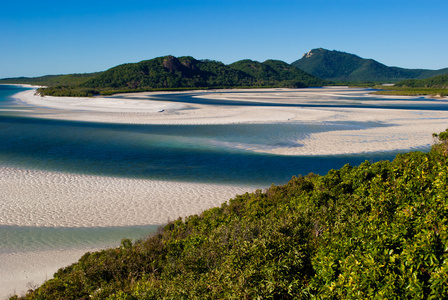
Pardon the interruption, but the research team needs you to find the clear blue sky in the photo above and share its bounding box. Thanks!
[1,0,447,78]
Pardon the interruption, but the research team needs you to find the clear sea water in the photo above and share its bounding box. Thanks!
[0,85,436,253]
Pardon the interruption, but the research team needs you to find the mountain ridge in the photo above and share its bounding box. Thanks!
[291,48,448,82]
[0,55,325,97]
[2,49,447,95]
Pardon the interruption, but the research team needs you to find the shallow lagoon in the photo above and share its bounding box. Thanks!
[114,89,448,111]
[0,85,433,253]
[0,114,399,185]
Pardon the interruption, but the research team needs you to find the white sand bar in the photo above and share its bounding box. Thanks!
[0,167,255,227]
[14,89,185,113]
[13,87,448,155]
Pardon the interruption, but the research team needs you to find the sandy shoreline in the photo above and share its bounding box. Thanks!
[11,87,448,155]
[2,86,448,298]
[0,166,256,298]
[0,248,101,299]
[12,89,186,113]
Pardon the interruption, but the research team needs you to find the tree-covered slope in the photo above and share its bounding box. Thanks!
[80,55,326,92]
[395,74,448,89]
[0,73,100,87]
[413,67,448,80]
[14,130,448,299]
[1,55,325,97]
[292,48,448,82]
[372,74,448,97]
[230,59,325,87]
[82,56,253,90]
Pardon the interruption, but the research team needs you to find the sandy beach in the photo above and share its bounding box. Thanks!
[2,86,448,298]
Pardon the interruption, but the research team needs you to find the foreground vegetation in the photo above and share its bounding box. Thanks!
[13,130,448,299]
[0,56,325,97]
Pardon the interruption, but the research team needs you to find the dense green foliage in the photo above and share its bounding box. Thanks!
[1,56,325,97]
[230,59,325,87]
[371,75,448,97]
[291,48,448,82]
[79,55,324,93]
[395,74,448,89]
[13,130,448,299]
[0,73,100,87]
[0,73,102,97]
[81,56,251,91]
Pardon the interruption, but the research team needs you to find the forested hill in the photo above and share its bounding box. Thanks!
[0,55,325,97]
[83,56,252,91]
[291,48,448,82]
[395,73,448,89]
[371,73,448,97]
[0,73,100,87]
[229,59,325,87]
[15,129,448,299]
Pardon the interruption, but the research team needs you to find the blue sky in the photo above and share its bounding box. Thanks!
[1,0,447,78]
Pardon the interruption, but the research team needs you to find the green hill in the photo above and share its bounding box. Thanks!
[291,48,448,82]
[395,74,448,89]
[82,56,252,91]
[230,59,325,87]
[1,56,325,97]
[0,73,100,87]
[371,74,448,97]
[14,130,448,299]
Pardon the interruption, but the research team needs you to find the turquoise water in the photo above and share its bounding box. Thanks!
[0,114,399,185]
[115,89,448,111]
[0,225,159,254]
[0,85,430,253]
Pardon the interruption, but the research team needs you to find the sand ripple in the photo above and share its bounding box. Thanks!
[0,167,255,227]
